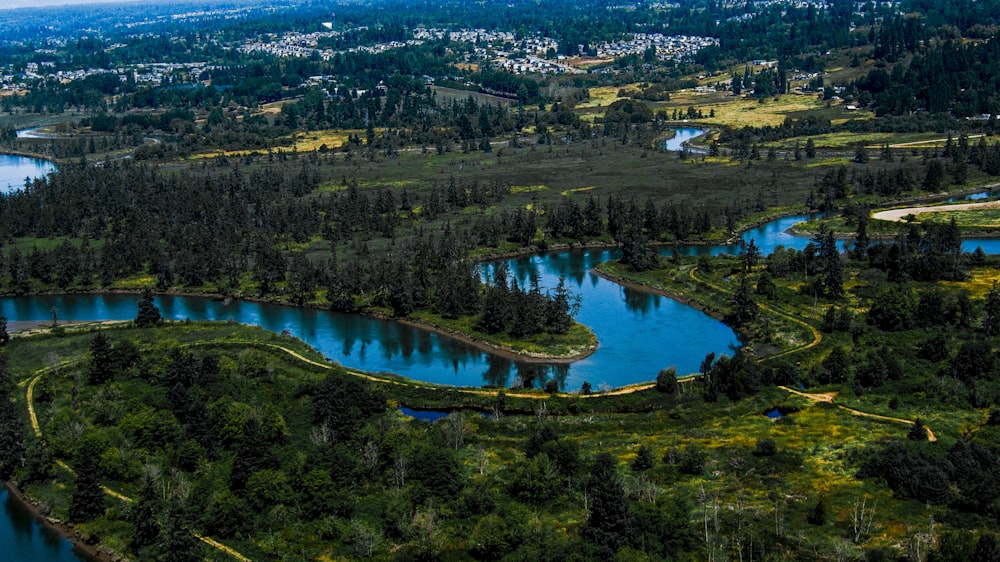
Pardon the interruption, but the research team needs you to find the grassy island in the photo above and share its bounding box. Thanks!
[405,310,597,362]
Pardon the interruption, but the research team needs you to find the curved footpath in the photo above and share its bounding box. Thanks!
[778,386,937,442]
[686,267,938,440]
[267,343,654,398]
[13,330,648,560]
[23,359,252,561]
[687,266,824,360]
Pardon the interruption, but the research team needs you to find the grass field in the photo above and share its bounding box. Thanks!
[765,131,965,150]
[661,93,874,128]
[186,129,366,159]
[943,266,1000,296]
[922,208,1000,227]
[289,129,359,151]
[577,84,640,109]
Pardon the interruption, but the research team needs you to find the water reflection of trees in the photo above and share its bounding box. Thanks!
[514,363,543,389]
[622,286,660,315]
[512,362,570,391]
[482,355,513,387]
[548,363,569,391]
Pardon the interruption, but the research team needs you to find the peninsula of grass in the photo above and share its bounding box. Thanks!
[594,258,819,357]
[405,310,598,361]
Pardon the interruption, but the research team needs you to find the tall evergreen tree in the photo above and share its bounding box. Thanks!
[478,264,512,335]
[583,453,634,556]
[546,277,576,335]
[69,439,106,522]
[727,273,757,328]
[0,354,25,480]
[87,331,115,385]
[135,290,162,327]
[156,502,202,562]
[129,470,162,555]
[820,228,844,299]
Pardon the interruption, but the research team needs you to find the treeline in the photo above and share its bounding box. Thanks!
[0,152,745,323]
[855,38,1000,118]
[14,73,553,159]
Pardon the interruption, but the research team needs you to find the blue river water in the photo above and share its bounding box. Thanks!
[662,127,704,151]
[0,153,56,194]
[0,486,95,562]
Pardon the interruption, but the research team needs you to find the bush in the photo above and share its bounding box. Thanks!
[655,367,678,394]
[753,438,778,457]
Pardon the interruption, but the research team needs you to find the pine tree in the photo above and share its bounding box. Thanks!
[583,453,634,556]
[656,367,678,394]
[546,277,577,335]
[156,503,202,562]
[727,273,757,328]
[818,228,844,299]
[69,439,107,522]
[477,265,512,335]
[0,355,25,480]
[135,290,162,327]
[129,472,161,555]
[88,332,115,385]
[907,418,929,441]
[632,445,655,472]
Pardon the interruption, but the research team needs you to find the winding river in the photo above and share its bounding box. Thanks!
[4,134,1000,561]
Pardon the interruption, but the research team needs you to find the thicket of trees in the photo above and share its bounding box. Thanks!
[5,329,712,560]
[0,148,737,306]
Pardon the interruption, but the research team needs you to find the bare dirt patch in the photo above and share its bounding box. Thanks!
[871,200,1000,223]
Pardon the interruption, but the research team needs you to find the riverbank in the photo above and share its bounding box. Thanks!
[2,482,109,562]
[0,148,64,163]
[591,264,727,323]
[2,285,599,363]
[396,315,598,364]
[7,320,107,335]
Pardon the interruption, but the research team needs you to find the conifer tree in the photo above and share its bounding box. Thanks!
[69,439,106,522]
[0,355,24,480]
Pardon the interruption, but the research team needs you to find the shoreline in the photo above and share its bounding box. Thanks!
[590,266,727,323]
[1,288,598,363]
[394,316,598,364]
[2,481,111,562]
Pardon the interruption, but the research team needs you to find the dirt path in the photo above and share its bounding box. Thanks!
[778,386,937,442]
[872,199,1000,223]
[777,385,838,403]
[686,269,939,441]
[263,343,653,399]
[688,267,823,360]
[888,134,985,149]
